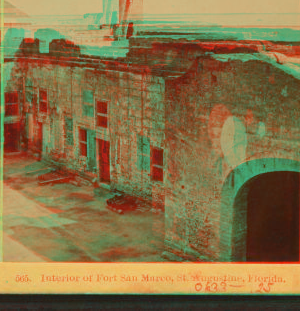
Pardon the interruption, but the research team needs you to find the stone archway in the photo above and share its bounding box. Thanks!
[219,158,300,262]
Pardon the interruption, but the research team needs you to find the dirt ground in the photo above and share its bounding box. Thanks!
[3,154,166,262]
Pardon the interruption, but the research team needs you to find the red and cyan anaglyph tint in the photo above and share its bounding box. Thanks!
[2,0,300,263]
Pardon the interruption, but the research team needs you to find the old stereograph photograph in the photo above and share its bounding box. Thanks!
[1,0,300,294]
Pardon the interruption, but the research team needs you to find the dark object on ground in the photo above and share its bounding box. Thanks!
[106,194,150,214]
[38,170,74,185]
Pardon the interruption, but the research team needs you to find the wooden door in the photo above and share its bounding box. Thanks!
[98,139,110,183]
[36,122,43,154]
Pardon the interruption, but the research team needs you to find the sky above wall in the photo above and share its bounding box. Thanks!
[8,0,300,16]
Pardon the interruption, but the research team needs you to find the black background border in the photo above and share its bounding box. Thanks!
[0,295,300,310]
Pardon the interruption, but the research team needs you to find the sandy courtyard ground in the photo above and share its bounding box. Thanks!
[3,154,165,262]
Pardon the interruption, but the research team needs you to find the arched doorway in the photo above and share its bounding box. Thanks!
[219,158,300,262]
[243,171,299,262]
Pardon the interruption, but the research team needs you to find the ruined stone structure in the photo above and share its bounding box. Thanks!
[4,26,300,262]
[164,53,300,262]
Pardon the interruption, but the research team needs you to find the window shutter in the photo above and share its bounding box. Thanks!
[65,117,73,146]
[83,90,93,104]
[137,134,150,171]
[87,129,96,171]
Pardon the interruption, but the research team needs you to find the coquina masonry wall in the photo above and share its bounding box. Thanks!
[164,56,300,261]
[6,56,166,206]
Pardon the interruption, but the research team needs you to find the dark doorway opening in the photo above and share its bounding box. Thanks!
[246,171,299,262]
[36,122,43,155]
[4,122,20,153]
[98,139,110,183]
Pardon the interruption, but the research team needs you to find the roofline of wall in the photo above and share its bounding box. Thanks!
[5,37,300,80]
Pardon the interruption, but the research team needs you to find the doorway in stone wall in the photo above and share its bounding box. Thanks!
[4,122,20,153]
[36,122,43,156]
[246,171,299,262]
[98,139,110,183]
